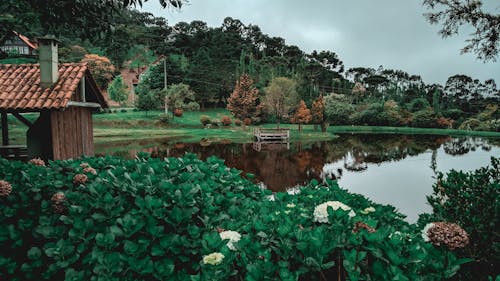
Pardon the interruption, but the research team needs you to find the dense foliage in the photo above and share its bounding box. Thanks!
[422,157,500,280]
[0,155,473,280]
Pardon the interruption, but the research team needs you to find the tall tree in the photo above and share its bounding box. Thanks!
[422,0,500,61]
[264,77,299,127]
[107,75,129,105]
[293,100,312,131]
[227,74,263,122]
[311,96,326,132]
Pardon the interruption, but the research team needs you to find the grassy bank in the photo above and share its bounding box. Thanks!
[3,109,499,146]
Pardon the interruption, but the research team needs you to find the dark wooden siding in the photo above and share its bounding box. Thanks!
[50,107,94,160]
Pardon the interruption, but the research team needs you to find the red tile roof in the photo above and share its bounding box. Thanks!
[12,31,38,50]
[0,63,106,111]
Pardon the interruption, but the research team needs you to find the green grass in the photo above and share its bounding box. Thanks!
[3,109,499,146]
[330,125,500,137]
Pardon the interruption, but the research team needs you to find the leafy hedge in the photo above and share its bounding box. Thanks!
[0,154,469,280]
[422,157,499,280]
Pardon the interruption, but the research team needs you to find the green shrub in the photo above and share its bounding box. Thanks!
[422,157,500,280]
[407,98,430,112]
[158,114,171,124]
[458,118,481,130]
[200,115,211,126]
[411,109,437,128]
[121,109,127,113]
[0,155,470,280]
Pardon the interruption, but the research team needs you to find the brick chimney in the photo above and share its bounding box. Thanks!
[37,36,59,88]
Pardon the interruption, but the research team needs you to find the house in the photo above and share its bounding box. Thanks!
[0,37,108,160]
[0,31,38,58]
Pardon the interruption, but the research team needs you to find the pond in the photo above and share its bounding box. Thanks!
[96,134,500,222]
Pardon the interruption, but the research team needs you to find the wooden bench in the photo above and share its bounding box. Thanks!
[0,145,28,160]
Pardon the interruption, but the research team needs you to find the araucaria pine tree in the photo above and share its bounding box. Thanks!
[293,100,312,132]
[227,74,263,123]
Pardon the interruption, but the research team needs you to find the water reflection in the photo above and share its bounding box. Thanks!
[96,134,497,192]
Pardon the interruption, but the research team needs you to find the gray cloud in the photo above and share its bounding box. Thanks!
[141,0,500,85]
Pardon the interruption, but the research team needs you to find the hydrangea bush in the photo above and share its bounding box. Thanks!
[0,154,472,280]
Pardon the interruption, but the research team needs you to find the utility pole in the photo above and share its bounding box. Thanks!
[164,57,168,115]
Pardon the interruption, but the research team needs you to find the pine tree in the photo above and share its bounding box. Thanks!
[227,74,263,122]
[293,100,312,131]
[311,96,326,132]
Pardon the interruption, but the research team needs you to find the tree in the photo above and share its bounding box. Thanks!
[82,54,116,90]
[0,0,185,38]
[227,74,263,122]
[264,77,299,127]
[422,0,500,61]
[292,100,312,131]
[107,75,129,105]
[324,94,355,125]
[165,83,199,118]
[311,96,326,132]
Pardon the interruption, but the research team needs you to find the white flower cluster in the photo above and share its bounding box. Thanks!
[286,203,296,208]
[219,230,241,251]
[360,206,376,214]
[421,223,435,242]
[203,252,224,265]
[313,201,356,223]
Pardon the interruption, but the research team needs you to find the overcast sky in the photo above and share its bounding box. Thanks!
[140,0,499,85]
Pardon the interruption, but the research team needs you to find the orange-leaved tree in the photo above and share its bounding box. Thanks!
[311,95,326,132]
[293,100,312,132]
[227,74,263,123]
[82,54,116,90]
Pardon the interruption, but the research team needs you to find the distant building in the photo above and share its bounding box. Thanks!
[0,31,38,57]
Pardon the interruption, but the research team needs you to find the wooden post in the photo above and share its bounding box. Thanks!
[1,112,8,145]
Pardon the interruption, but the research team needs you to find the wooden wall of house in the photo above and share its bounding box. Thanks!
[50,107,94,160]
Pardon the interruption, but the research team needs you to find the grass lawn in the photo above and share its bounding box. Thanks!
[3,108,499,146]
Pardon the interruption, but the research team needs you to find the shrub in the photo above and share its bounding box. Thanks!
[158,114,171,124]
[436,117,454,128]
[458,118,481,130]
[200,115,211,126]
[411,109,437,128]
[234,119,242,126]
[185,101,200,112]
[221,116,232,126]
[211,119,220,127]
[120,109,127,113]
[174,108,183,117]
[243,118,252,126]
[0,155,467,280]
[422,157,500,280]
[407,98,430,112]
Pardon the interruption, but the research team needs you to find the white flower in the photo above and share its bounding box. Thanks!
[203,252,224,265]
[286,203,296,208]
[266,194,275,201]
[421,223,435,242]
[313,201,356,223]
[360,206,376,214]
[219,230,241,251]
[284,210,291,214]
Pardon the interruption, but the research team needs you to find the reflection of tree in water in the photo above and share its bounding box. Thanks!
[101,134,497,191]
[442,137,492,156]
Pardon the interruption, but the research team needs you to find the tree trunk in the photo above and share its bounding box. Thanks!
[321,122,327,132]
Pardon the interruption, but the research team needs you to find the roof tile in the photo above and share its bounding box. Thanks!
[0,63,98,111]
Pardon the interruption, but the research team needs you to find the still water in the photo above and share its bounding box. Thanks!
[96,134,500,222]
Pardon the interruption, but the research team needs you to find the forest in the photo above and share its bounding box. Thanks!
[1,2,499,131]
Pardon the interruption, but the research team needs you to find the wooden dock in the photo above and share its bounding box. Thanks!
[253,128,290,142]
